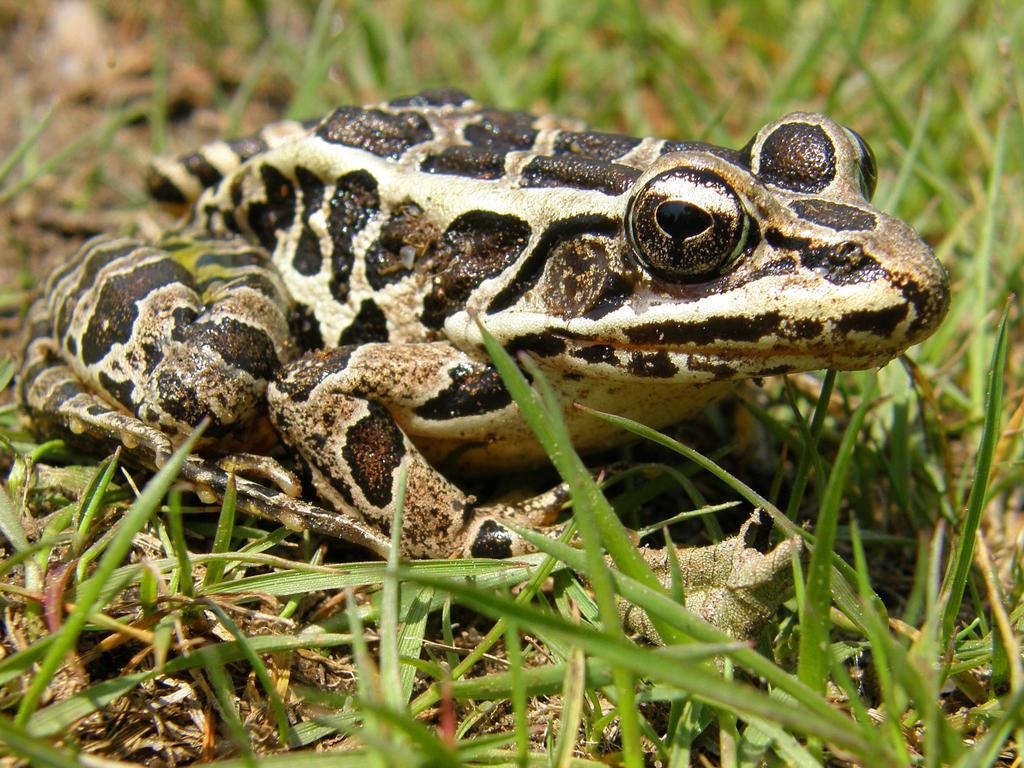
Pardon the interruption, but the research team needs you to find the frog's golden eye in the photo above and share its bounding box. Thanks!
[626,168,751,281]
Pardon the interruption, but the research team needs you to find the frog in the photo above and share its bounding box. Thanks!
[19,88,950,560]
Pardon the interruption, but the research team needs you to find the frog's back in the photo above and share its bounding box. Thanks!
[141,89,751,353]
[143,89,948,378]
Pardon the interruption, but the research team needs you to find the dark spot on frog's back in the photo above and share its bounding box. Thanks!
[291,166,328,276]
[145,169,188,205]
[522,155,640,196]
[420,211,531,328]
[291,302,324,351]
[506,333,567,357]
[317,107,434,159]
[246,165,296,250]
[414,365,511,420]
[343,402,406,508]
[785,317,824,340]
[790,199,877,231]
[98,370,135,410]
[364,201,439,290]
[293,226,323,276]
[338,299,389,345]
[420,146,507,179]
[625,311,782,345]
[572,344,617,366]
[80,257,194,366]
[56,240,138,339]
[553,130,641,161]
[469,519,515,559]
[71,240,139,301]
[182,152,223,188]
[328,170,381,302]
[628,350,677,378]
[464,111,539,150]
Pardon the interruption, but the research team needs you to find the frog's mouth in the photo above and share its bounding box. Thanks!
[526,332,922,384]
[488,267,949,383]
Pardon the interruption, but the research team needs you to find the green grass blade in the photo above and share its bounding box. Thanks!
[402,568,892,765]
[0,474,30,556]
[784,370,835,520]
[0,713,77,767]
[968,110,1007,411]
[798,398,869,693]
[204,600,292,747]
[71,450,121,555]
[942,308,1008,644]
[0,102,56,185]
[14,425,205,725]
[380,463,406,711]
[202,474,237,588]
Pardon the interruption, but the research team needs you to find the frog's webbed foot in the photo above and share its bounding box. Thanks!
[619,512,803,641]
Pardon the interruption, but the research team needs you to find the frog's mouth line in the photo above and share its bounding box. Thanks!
[543,335,913,380]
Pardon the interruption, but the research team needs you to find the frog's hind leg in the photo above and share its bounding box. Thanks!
[20,293,391,556]
[35,233,298,444]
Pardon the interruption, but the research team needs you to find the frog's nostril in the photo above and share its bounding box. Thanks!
[835,241,862,259]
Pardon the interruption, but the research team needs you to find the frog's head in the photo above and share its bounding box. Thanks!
[467,112,949,384]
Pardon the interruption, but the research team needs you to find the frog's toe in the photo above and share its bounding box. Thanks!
[216,453,303,497]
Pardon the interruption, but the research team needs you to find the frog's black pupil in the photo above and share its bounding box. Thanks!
[656,202,712,240]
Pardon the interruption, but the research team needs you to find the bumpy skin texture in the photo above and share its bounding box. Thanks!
[20,89,949,559]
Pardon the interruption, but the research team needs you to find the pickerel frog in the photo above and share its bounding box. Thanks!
[20,89,949,560]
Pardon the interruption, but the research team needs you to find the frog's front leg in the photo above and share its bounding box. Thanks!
[269,343,565,558]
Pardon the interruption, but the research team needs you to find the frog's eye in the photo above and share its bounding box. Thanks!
[845,127,878,200]
[756,121,836,193]
[626,168,751,281]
